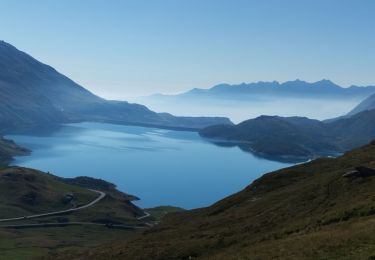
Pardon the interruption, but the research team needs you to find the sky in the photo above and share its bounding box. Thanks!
[0,0,374,99]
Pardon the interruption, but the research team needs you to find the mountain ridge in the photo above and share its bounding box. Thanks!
[150,79,375,101]
[0,41,231,132]
[199,110,375,162]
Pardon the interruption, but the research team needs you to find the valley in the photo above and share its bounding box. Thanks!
[49,140,375,259]
[7,122,291,209]
[0,13,374,259]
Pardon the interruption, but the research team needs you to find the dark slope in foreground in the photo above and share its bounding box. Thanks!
[200,110,375,161]
[0,167,147,259]
[52,141,375,259]
[0,41,230,131]
[0,167,144,221]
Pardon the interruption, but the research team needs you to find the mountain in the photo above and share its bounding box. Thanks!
[154,79,375,101]
[49,141,375,259]
[200,116,335,161]
[347,92,375,116]
[199,110,375,161]
[0,137,29,165]
[0,41,230,132]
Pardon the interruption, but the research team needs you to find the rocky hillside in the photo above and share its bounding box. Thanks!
[51,141,375,259]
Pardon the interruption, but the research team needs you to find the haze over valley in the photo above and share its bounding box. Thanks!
[1,1,375,259]
[133,80,371,123]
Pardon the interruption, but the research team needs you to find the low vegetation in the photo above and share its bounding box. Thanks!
[0,167,148,259]
[145,206,185,221]
[51,141,375,259]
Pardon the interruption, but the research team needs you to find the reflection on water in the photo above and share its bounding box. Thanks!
[8,122,291,209]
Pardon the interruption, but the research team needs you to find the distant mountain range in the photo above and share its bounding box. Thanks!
[0,41,230,133]
[152,80,375,101]
[3,39,375,163]
[195,81,375,161]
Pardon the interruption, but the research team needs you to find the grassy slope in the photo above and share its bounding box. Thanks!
[0,167,146,260]
[55,141,375,259]
[145,206,185,221]
[0,167,95,218]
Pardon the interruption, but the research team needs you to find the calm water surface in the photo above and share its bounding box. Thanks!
[8,122,292,209]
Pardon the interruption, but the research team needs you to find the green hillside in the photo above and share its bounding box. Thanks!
[53,141,375,259]
[0,167,148,260]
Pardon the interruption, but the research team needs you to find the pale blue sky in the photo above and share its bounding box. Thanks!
[1,0,374,98]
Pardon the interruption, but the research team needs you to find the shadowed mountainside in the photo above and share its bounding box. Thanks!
[48,141,375,259]
[0,137,29,166]
[348,92,375,116]
[199,110,375,161]
[0,41,231,132]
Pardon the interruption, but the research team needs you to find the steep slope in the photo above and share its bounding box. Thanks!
[328,109,375,149]
[52,141,375,259]
[0,41,103,129]
[0,41,230,131]
[347,92,375,116]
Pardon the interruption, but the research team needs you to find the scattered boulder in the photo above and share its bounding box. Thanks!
[343,166,375,178]
[61,192,74,204]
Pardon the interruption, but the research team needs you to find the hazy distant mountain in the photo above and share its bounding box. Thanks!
[199,110,375,161]
[347,92,375,116]
[0,41,230,132]
[153,80,375,100]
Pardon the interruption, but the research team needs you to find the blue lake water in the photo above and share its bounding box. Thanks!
[8,122,292,209]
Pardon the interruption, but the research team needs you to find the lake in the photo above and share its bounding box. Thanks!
[8,122,292,209]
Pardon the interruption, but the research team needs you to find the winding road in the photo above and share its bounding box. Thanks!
[0,222,146,229]
[137,211,151,220]
[0,189,106,223]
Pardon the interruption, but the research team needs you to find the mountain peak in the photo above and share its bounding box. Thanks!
[316,79,336,85]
